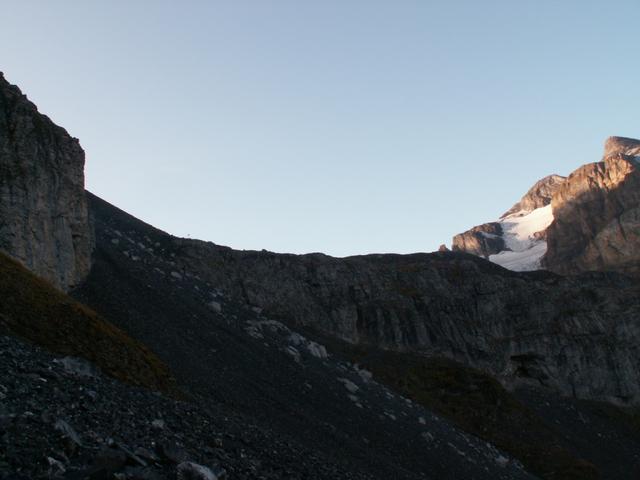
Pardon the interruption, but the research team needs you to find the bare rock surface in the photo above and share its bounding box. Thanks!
[73,192,640,477]
[543,137,640,275]
[453,136,640,277]
[75,193,538,480]
[603,135,640,157]
[451,222,504,258]
[0,72,92,290]
[0,334,377,480]
[500,175,566,219]
[82,194,640,409]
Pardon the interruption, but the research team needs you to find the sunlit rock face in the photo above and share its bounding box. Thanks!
[543,136,640,276]
[0,72,93,290]
[500,174,567,219]
[453,136,640,276]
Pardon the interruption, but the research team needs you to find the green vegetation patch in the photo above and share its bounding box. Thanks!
[0,251,177,395]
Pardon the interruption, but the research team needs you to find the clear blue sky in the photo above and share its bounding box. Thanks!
[2,1,639,256]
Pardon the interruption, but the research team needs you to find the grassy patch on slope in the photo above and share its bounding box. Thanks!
[314,334,599,480]
[0,251,177,394]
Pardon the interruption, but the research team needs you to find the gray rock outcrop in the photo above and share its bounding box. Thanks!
[86,198,634,406]
[0,72,93,290]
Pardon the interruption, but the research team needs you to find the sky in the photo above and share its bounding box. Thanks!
[2,1,639,256]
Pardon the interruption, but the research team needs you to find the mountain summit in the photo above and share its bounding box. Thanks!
[499,174,566,219]
[544,136,640,275]
[603,135,640,157]
[451,174,565,271]
[453,136,640,275]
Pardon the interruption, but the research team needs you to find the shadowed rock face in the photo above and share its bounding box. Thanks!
[0,72,92,290]
[89,192,640,406]
[189,246,640,406]
[543,137,640,275]
[451,175,564,269]
[451,222,504,258]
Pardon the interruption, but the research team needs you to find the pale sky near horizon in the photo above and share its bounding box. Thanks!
[2,1,639,256]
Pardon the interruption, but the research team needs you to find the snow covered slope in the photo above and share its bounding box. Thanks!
[488,205,554,271]
[452,175,565,272]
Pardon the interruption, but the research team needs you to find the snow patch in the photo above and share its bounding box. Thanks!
[488,205,554,271]
[489,241,548,272]
[500,205,553,250]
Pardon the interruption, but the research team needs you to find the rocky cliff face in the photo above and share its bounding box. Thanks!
[87,194,640,406]
[185,245,640,406]
[0,72,93,290]
[451,222,504,258]
[542,136,640,275]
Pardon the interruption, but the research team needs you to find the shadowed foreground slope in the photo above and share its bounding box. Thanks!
[0,251,175,393]
[75,192,640,479]
[316,335,640,479]
[75,193,539,480]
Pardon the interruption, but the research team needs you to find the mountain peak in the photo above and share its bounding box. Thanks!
[604,136,640,158]
[500,174,566,219]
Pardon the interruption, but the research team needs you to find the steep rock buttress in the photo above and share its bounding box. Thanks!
[0,73,92,290]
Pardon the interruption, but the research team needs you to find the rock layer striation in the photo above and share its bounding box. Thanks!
[0,72,92,290]
[88,194,640,406]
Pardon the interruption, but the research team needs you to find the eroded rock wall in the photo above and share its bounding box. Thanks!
[543,137,640,275]
[86,191,639,406]
[0,73,92,290]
